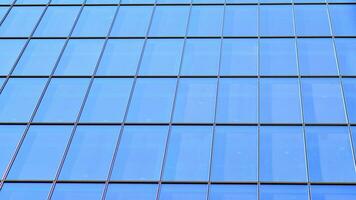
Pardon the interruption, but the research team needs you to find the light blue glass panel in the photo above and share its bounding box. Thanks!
[15,0,49,3]
[335,39,356,75]
[0,0,13,4]
[260,5,294,36]
[224,5,257,36]
[121,0,155,3]
[306,126,356,182]
[80,78,133,122]
[260,78,302,123]
[173,78,217,123]
[330,5,356,36]
[0,183,51,200]
[97,39,144,76]
[188,6,224,36]
[140,39,184,76]
[220,39,258,75]
[157,0,190,3]
[260,126,307,182]
[106,184,157,200]
[86,0,119,3]
[311,185,356,200]
[59,126,120,180]
[227,0,257,2]
[163,126,213,181]
[72,6,116,37]
[55,39,104,75]
[260,185,309,200]
[0,39,26,75]
[353,127,356,158]
[34,78,89,122]
[343,79,356,123]
[7,126,72,180]
[51,184,104,200]
[111,126,168,181]
[127,79,176,123]
[14,39,65,75]
[211,126,257,181]
[0,7,8,19]
[301,78,346,123]
[51,0,83,3]
[0,78,46,122]
[149,6,189,36]
[298,38,338,75]
[160,184,207,200]
[34,6,80,37]
[181,39,220,75]
[216,78,257,123]
[111,6,153,37]
[295,5,331,36]
[0,7,44,37]
[260,39,297,75]
[209,185,257,200]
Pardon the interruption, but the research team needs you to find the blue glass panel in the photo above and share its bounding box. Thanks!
[220,39,258,75]
[211,126,257,181]
[295,5,331,36]
[0,7,44,37]
[80,78,133,122]
[160,184,207,200]
[330,5,356,36]
[353,127,356,158]
[343,79,356,123]
[97,39,144,76]
[216,78,257,123]
[335,39,356,75]
[140,39,184,76]
[260,78,302,123]
[51,0,83,3]
[227,0,257,2]
[14,39,65,75]
[158,0,190,3]
[298,38,338,75]
[0,7,8,19]
[163,126,213,181]
[16,0,49,3]
[260,185,309,200]
[34,78,90,122]
[106,184,157,200]
[306,126,356,182]
[121,0,155,3]
[0,0,13,4]
[311,185,356,200]
[0,39,26,76]
[188,6,224,36]
[260,39,297,75]
[0,78,46,122]
[260,5,294,36]
[55,39,104,75]
[0,183,51,200]
[173,78,217,123]
[86,0,119,3]
[127,79,176,123]
[51,184,104,200]
[209,185,257,200]
[34,6,79,37]
[111,126,168,180]
[149,6,189,36]
[59,126,120,180]
[301,78,346,123]
[181,39,220,75]
[111,6,153,37]
[7,126,72,180]
[224,6,257,36]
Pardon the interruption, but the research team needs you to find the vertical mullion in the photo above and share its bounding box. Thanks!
[257,1,261,199]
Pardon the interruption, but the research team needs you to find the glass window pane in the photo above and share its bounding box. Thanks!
[311,185,356,200]
[306,126,356,182]
[188,6,224,36]
[34,78,90,122]
[0,183,51,200]
[0,78,46,122]
[127,79,176,123]
[260,5,294,36]
[343,78,356,123]
[260,185,309,200]
[72,6,116,37]
[301,78,346,123]
[0,7,8,19]
[86,0,119,3]
[111,6,153,37]
[7,126,72,180]
[16,0,49,3]
[14,39,65,75]
[173,78,217,123]
[121,0,155,3]
[163,126,213,181]
[55,39,104,75]
[260,78,302,123]
[80,78,133,122]
[149,6,189,37]
[220,39,258,75]
[111,126,168,181]
[211,126,257,181]
[260,39,297,75]
[224,6,257,36]
[51,0,83,3]
[0,39,26,76]
[34,6,80,37]
[335,39,356,75]
[159,184,207,200]
[181,39,220,75]
[97,39,144,76]
[0,0,13,4]
[139,39,184,76]
[59,126,120,180]
[216,78,257,123]
[295,5,331,36]
[209,185,257,200]
[106,184,157,200]
[330,5,356,36]
[51,183,104,200]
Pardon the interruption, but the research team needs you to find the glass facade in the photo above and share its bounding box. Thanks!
[0,0,355,199]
